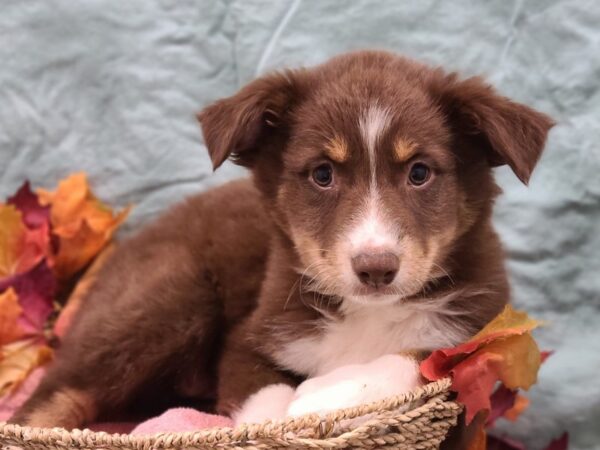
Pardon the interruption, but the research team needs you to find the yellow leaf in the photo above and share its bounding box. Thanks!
[0,338,53,396]
[470,305,541,343]
[0,288,25,346]
[0,205,23,277]
[0,205,48,278]
[483,333,542,390]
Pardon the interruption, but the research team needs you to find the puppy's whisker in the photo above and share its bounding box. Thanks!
[283,276,302,311]
[431,263,455,286]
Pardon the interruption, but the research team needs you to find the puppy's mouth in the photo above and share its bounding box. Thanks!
[350,285,400,297]
[344,275,432,305]
[344,292,404,307]
[297,271,405,305]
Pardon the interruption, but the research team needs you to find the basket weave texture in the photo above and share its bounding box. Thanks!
[0,378,460,450]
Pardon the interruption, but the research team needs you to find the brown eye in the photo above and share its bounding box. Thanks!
[312,163,334,187]
[408,162,431,186]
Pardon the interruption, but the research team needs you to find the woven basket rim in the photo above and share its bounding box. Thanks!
[0,377,457,449]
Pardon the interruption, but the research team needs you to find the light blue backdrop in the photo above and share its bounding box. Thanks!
[1,1,598,448]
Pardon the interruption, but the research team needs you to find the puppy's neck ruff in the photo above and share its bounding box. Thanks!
[272,299,470,377]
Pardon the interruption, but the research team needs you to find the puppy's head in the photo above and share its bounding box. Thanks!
[199,51,554,305]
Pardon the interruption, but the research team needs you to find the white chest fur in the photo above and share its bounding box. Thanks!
[272,302,469,377]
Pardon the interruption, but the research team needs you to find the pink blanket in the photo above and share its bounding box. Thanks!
[0,369,233,434]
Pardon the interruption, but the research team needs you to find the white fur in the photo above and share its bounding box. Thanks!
[359,104,391,188]
[233,383,295,425]
[287,354,421,418]
[272,301,470,377]
[233,355,422,425]
[351,105,398,269]
[348,191,398,252]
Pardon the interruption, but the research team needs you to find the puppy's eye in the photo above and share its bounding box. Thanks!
[312,163,334,188]
[408,162,431,186]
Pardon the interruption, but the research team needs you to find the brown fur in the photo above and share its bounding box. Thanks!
[24,388,96,430]
[11,51,554,429]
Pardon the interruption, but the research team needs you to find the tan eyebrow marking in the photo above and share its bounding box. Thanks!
[393,138,418,162]
[325,135,349,162]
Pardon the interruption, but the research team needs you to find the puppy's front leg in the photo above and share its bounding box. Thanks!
[217,324,298,425]
[287,354,422,418]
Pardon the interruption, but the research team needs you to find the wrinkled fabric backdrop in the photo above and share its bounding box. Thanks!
[1,1,598,448]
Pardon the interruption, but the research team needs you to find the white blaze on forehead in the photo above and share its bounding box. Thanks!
[358,104,391,188]
[353,104,395,252]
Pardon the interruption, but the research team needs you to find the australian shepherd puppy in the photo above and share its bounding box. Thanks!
[11,50,553,429]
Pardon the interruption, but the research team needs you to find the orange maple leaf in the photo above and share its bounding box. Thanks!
[37,173,130,279]
[0,288,26,346]
[0,204,49,279]
[421,305,542,424]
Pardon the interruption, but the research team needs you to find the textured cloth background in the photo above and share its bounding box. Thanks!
[1,1,598,449]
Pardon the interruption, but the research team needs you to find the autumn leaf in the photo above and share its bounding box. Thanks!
[502,395,529,422]
[38,173,130,279]
[0,288,25,346]
[487,385,518,427]
[5,181,53,273]
[468,422,488,450]
[0,261,56,336]
[0,204,49,279]
[0,205,23,277]
[421,305,542,424]
[470,306,540,343]
[0,338,52,396]
[541,351,553,363]
[486,385,530,428]
[7,182,50,230]
[452,333,541,423]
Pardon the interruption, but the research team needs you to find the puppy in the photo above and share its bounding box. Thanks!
[10,50,553,429]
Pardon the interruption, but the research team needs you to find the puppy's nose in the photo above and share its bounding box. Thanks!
[351,252,399,288]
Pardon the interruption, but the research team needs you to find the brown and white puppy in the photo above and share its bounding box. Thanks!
[10,51,554,429]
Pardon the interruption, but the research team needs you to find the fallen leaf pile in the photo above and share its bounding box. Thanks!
[421,305,567,450]
[0,174,129,396]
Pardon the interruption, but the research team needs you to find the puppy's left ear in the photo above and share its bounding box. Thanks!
[197,71,303,170]
[430,72,555,184]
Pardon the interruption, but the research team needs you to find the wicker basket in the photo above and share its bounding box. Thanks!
[0,378,460,450]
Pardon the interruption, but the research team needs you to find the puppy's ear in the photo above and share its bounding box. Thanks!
[430,72,555,184]
[197,71,302,170]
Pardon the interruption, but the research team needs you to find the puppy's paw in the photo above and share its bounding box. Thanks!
[233,384,295,426]
[287,354,421,418]
[9,387,96,429]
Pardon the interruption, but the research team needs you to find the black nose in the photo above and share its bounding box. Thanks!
[351,252,399,288]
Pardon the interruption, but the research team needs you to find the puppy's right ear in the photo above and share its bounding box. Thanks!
[197,71,302,170]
